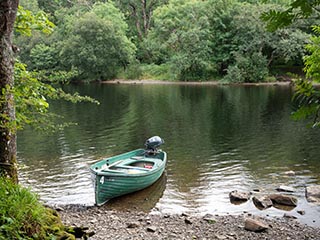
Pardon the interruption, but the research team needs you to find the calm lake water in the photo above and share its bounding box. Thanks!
[18,83,320,226]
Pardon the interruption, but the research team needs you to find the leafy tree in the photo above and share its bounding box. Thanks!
[114,0,168,62]
[292,79,320,127]
[15,5,55,36]
[224,51,269,83]
[1,2,99,182]
[148,0,214,80]
[30,44,59,70]
[261,0,320,31]
[262,0,320,127]
[14,62,98,131]
[304,25,320,81]
[0,0,19,182]
[148,0,309,81]
[291,26,320,127]
[60,2,136,80]
[115,0,167,41]
[214,2,309,81]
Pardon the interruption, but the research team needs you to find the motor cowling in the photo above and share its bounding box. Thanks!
[145,136,164,151]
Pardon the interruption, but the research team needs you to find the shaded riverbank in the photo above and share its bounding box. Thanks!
[102,79,292,86]
[59,206,320,239]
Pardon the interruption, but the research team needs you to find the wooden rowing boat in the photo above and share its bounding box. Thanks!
[90,137,166,206]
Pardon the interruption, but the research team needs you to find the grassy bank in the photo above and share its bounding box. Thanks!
[0,177,79,240]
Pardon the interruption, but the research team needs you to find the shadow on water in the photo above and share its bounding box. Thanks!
[104,173,167,212]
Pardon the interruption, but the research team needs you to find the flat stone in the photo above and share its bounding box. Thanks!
[244,218,269,232]
[127,221,140,228]
[283,213,297,219]
[55,206,65,212]
[276,185,295,193]
[184,218,192,224]
[229,190,250,202]
[146,226,157,232]
[305,186,320,204]
[269,194,298,207]
[252,196,273,210]
[203,214,216,224]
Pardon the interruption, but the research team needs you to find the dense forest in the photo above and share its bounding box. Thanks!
[16,0,320,83]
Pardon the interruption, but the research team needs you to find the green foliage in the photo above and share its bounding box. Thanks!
[15,5,55,36]
[0,177,75,239]
[292,79,320,127]
[220,3,308,79]
[224,51,269,83]
[114,0,168,62]
[13,0,315,82]
[30,44,58,70]
[140,63,173,80]
[119,61,143,80]
[148,0,214,81]
[261,0,320,127]
[13,62,99,132]
[60,2,136,81]
[304,25,320,82]
[261,0,320,31]
[36,69,79,84]
[146,0,309,82]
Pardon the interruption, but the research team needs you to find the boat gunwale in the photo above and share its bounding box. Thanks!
[92,164,166,177]
[90,150,167,177]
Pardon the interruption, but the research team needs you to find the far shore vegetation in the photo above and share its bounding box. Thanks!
[17,0,319,84]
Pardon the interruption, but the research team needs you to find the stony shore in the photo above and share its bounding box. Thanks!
[59,206,320,240]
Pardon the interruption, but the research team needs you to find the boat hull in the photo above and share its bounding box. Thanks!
[90,149,167,206]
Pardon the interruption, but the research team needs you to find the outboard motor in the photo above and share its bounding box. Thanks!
[145,136,164,152]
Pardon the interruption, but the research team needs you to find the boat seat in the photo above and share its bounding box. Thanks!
[131,156,144,160]
[112,165,153,171]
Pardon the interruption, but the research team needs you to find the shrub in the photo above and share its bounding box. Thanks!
[140,64,173,80]
[224,51,269,83]
[0,177,75,240]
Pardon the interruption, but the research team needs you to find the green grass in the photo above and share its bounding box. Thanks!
[117,63,175,81]
[0,177,75,240]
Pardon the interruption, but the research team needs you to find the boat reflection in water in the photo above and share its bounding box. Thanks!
[105,173,167,212]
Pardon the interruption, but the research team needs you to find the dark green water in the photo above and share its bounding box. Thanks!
[17,84,320,226]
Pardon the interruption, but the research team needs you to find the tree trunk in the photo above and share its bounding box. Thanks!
[142,0,148,36]
[0,0,19,183]
[129,3,144,40]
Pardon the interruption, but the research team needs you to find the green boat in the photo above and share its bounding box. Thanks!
[90,136,167,206]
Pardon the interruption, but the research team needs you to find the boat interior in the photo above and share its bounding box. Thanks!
[104,157,158,174]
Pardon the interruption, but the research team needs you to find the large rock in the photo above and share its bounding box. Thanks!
[244,218,269,232]
[229,190,250,203]
[252,196,273,210]
[269,194,298,207]
[305,185,320,204]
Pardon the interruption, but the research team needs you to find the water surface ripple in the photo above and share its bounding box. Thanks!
[18,84,320,226]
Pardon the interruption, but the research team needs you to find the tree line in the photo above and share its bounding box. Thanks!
[16,0,319,82]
